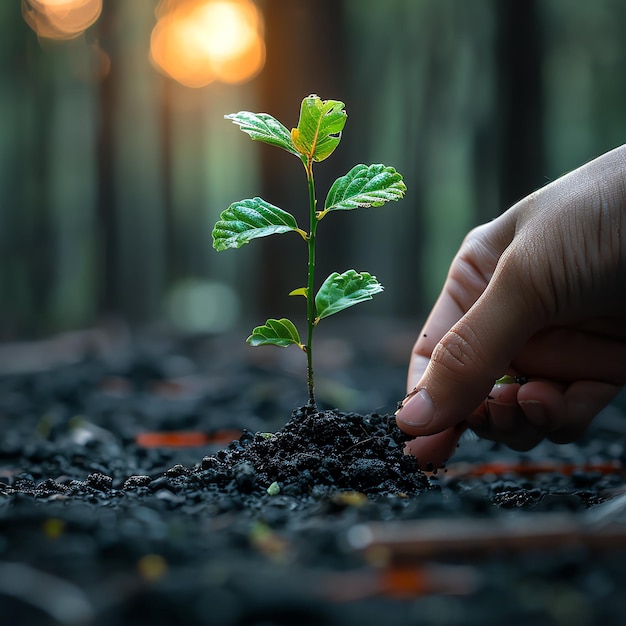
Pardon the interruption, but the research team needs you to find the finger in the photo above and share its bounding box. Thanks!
[404,425,467,472]
[407,220,515,392]
[397,260,543,437]
[480,381,523,431]
[468,379,620,449]
[467,388,547,451]
[513,327,626,385]
[469,412,546,451]
[548,380,621,443]
[517,380,567,428]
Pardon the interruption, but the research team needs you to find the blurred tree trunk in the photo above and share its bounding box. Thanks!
[495,0,545,208]
[0,3,56,338]
[96,0,166,326]
[96,2,119,318]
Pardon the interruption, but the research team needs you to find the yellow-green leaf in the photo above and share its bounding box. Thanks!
[289,287,308,298]
[291,95,347,162]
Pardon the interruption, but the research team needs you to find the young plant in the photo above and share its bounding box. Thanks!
[212,95,406,410]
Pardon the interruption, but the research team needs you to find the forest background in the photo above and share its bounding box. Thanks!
[2,0,625,341]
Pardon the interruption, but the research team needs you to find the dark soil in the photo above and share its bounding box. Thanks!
[1,321,626,625]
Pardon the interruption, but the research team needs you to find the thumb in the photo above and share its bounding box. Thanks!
[396,266,540,437]
[404,426,468,472]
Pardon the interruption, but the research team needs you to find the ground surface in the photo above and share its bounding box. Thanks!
[1,319,626,625]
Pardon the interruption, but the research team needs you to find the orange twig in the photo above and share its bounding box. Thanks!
[135,430,242,448]
[444,460,625,479]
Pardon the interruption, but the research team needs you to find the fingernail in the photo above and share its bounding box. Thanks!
[485,400,516,431]
[519,400,548,427]
[396,388,435,428]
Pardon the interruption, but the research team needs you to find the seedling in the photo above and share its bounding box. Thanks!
[495,375,528,385]
[212,95,406,409]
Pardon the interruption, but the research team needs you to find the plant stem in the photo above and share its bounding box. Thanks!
[305,157,318,409]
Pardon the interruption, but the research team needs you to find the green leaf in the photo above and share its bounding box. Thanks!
[289,287,308,298]
[495,374,517,385]
[225,111,299,156]
[315,270,384,321]
[212,198,303,251]
[247,318,302,348]
[291,95,347,162]
[322,164,407,216]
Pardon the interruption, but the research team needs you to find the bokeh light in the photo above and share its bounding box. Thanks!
[22,0,102,40]
[150,0,265,88]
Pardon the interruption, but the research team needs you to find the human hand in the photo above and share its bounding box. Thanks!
[395,144,626,471]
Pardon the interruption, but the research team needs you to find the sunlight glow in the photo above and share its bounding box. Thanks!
[22,0,102,40]
[150,0,265,88]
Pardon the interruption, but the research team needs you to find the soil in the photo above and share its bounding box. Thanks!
[1,320,626,625]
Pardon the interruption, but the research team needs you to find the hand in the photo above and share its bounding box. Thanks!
[395,144,626,471]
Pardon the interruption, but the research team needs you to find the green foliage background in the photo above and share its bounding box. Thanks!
[1,0,626,338]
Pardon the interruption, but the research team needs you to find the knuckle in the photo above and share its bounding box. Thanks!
[431,325,487,382]
[494,242,556,322]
